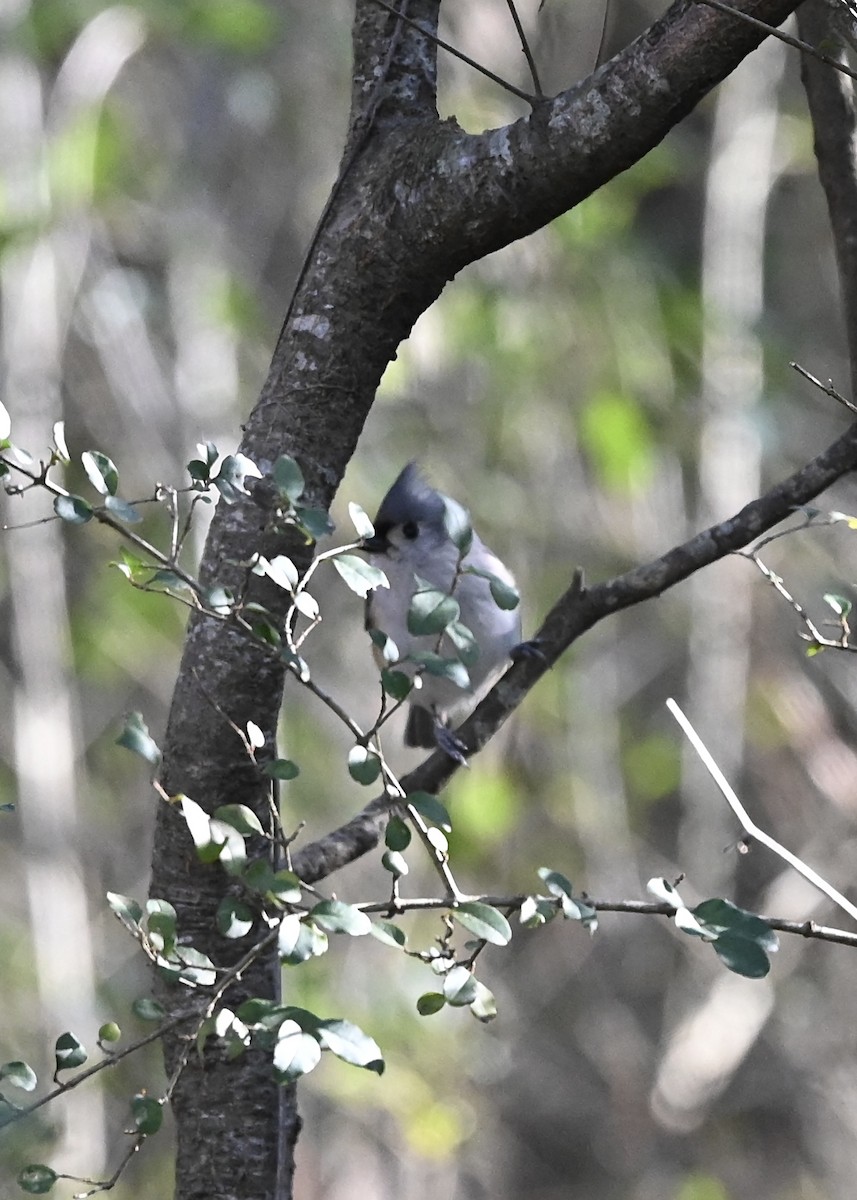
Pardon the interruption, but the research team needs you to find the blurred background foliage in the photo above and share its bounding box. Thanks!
[2,0,857,1197]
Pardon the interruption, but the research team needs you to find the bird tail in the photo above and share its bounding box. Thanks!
[405,706,436,749]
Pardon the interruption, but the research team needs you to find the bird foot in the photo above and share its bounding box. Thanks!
[434,724,469,767]
[511,637,546,663]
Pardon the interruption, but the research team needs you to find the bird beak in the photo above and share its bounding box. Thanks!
[360,532,388,554]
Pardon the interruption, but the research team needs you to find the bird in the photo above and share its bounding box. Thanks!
[362,463,521,758]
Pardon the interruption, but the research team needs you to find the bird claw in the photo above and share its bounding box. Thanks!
[511,637,546,663]
[434,724,469,767]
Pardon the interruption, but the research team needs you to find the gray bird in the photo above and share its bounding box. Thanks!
[362,463,521,755]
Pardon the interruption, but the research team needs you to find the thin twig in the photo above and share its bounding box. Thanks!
[503,0,544,97]
[695,0,857,85]
[791,360,857,414]
[667,698,857,924]
[367,0,539,104]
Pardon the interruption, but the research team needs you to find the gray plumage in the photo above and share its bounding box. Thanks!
[363,464,521,749]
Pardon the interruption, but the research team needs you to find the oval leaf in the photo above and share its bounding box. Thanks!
[416,992,446,1016]
[455,902,512,946]
[347,744,382,786]
[273,1026,321,1083]
[333,554,389,598]
[17,1165,57,1195]
[81,449,118,496]
[131,1094,163,1135]
[53,493,92,525]
[315,1019,385,1073]
[0,1061,36,1092]
[408,792,452,831]
[407,587,460,635]
[309,900,371,936]
[116,712,161,766]
[442,967,478,1007]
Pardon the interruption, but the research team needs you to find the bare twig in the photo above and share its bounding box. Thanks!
[695,0,857,85]
[667,698,857,924]
[503,0,544,97]
[791,360,857,414]
[367,0,539,105]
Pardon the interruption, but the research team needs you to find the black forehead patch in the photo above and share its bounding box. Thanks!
[374,462,445,529]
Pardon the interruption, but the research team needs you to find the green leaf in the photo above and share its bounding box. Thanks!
[181,796,215,851]
[469,979,498,1023]
[104,494,142,523]
[273,1024,321,1083]
[442,966,478,1007]
[130,1093,163,1135]
[711,934,772,978]
[408,792,452,831]
[272,455,305,500]
[216,898,255,939]
[692,899,779,953]
[54,1032,86,1074]
[278,915,328,964]
[295,504,335,540]
[17,1164,57,1194]
[380,668,412,700]
[132,997,166,1022]
[81,449,118,496]
[292,590,319,620]
[464,566,520,610]
[98,1023,121,1044]
[385,816,411,851]
[214,453,261,503]
[369,628,399,663]
[519,896,557,927]
[446,621,479,666]
[538,868,574,898]
[0,1061,36,1092]
[381,850,409,877]
[442,495,472,554]
[51,421,69,463]
[173,945,217,987]
[315,1019,385,1073]
[333,554,389,598]
[348,501,375,539]
[647,876,683,906]
[146,899,177,948]
[416,992,446,1016]
[242,861,302,901]
[347,744,382,785]
[107,891,143,933]
[455,902,512,946]
[53,493,92,524]
[116,712,161,766]
[824,592,852,618]
[206,585,234,615]
[369,920,407,949]
[407,585,460,635]
[258,554,299,591]
[262,757,300,781]
[213,804,264,837]
[309,900,372,936]
[409,652,469,689]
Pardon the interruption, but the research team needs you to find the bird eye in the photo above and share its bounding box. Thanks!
[402,521,419,540]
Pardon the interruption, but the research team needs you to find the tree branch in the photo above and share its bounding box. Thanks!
[798,0,857,396]
[294,416,857,882]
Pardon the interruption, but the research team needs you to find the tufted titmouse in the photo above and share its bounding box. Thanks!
[362,463,521,756]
